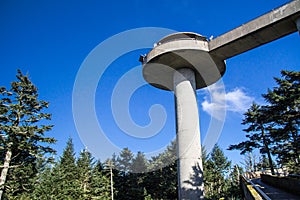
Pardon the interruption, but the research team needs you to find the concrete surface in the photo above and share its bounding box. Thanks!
[209,0,300,60]
[174,68,204,199]
[252,178,300,200]
[143,32,225,90]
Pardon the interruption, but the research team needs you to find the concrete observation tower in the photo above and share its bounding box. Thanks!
[140,1,300,199]
[142,32,224,199]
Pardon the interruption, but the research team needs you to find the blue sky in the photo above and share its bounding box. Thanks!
[1,0,299,165]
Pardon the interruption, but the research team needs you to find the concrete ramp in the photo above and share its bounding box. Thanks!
[209,0,300,60]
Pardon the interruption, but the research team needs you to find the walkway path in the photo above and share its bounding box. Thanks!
[251,178,300,200]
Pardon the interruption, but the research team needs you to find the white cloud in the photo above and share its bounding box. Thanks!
[225,88,254,113]
[200,83,254,120]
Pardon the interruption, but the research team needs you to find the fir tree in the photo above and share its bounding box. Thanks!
[90,160,111,199]
[0,70,56,199]
[262,70,300,172]
[203,145,231,199]
[228,103,275,174]
[52,138,81,199]
[77,148,93,199]
[31,163,56,200]
[145,141,177,199]
[228,164,243,199]
[114,148,134,199]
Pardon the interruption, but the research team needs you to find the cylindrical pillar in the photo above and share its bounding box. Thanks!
[174,68,204,200]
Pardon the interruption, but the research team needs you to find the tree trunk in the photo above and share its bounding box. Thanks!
[0,149,12,200]
[291,130,299,165]
[261,128,275,175]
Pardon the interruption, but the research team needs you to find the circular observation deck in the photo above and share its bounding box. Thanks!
[141,32,226,91]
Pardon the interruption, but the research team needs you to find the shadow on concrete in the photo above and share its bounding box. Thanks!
[181,162,204,199]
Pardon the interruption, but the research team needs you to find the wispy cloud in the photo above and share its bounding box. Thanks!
[200,82,254,120]
[225,88,254,113]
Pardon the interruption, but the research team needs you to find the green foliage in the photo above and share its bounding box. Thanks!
[145,140,177,199]
[228,165,243,199]
[49,138,81,199]
[3,138,243,199]
[131,151,148,173]
[111,142,178,199]
[32,139,111,200]
[31,164,57,199]
[111,142,241,199]
[90,161,111,199]
[116,147,134,174]
[77,148,93,199]
[0,70,56,199]
[113,148,134,199]
[262,70,299,171]
[203,145,233,199]
[228,103,275,174]
[229,70,300,174]
[113,148,149,199]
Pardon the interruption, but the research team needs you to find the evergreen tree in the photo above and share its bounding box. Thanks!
[31,163,57,200]
[228,164,243,199]
[0,70,56,199]
[77,148,93,199]
[116,147,133,173]
[77,149,111,199]
[129,152,148,199]
[203,144,231,199]
[131,151,148,173]
[90,160,111,200]
[113,147,134,199]
[52,138,81,199]
[262,70,300,172]
[228,103,275,174]
[145,141,177,199]
[32,144,111,200]
[229,70,299,174]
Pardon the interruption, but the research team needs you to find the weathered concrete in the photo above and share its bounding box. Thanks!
[174,68,204,200]
[143,32,225,90]
[209,0,300,60]
[252,178,300,199]
[240,176,263,200]
[261,174,300,196]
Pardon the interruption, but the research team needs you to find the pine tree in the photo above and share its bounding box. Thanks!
[145,141,177,199]
[131,151,148,173]
[262,70,300,172]
[114,147,135,199]
[228,103,275,174]
[77,148,93,199]
[203,144,231,199]
[31,163,57,200]
[0,70,56,199]
[52,138,81,199]
[90,160,111,199]
[229,70,300,174]
[116,147,133,174]
[129,152,148,199]
[228,164,243,199]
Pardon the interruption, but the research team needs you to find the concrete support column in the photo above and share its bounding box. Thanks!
[297,18,300,34]
[174,68,204,200]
